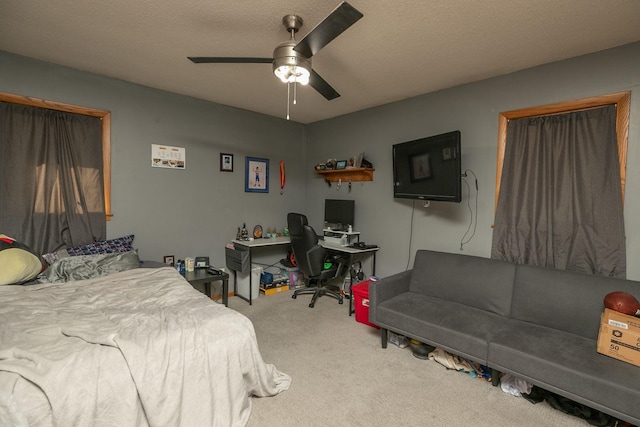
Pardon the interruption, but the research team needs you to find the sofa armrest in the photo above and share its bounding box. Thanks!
[369,270,412,320]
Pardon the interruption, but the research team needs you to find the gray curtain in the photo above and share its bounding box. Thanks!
[491,105,626,277]
[0,102,106,254]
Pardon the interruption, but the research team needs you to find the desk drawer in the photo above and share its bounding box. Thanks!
[225,246,250,272]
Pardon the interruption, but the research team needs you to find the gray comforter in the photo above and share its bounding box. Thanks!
[0,267,290,426]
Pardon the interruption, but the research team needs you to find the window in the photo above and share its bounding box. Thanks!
[495,91,630,210]
[492,92,630,277]
[0,91,112,220]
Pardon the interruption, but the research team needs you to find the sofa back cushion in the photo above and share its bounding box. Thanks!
[511,264,640,339]
[409,250,516,316]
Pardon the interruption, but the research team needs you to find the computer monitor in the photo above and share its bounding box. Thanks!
[324,199,355,231]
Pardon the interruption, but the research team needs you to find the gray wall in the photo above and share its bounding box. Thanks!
[306,42,640,279]
[0,51,306,271]
[1,42,639,280]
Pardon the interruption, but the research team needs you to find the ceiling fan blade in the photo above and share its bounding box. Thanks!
[188,57,272,64]
[294,2,363,58]
[309,69,340,100]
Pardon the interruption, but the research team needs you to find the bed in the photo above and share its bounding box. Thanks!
[0,258,291,426]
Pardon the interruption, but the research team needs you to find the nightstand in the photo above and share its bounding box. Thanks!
[184,269,229,307]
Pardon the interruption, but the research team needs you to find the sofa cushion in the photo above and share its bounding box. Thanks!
[489,320,639,423]
[375,292,505,364]
[511,264,640,339]
[409,250,516,316]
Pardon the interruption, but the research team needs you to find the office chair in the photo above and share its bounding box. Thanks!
[287,212,348,308]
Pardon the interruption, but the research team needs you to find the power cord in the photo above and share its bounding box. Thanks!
[460,169,478,251]
[405,200,417,271]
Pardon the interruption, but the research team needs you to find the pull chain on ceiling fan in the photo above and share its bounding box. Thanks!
[188,2,363,120]
[274,15,309,119]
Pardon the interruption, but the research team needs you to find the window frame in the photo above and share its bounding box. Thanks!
[0,91,112,220]
[495,91,631,213]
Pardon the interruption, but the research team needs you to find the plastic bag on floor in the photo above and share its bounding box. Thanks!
[500,373,532,397]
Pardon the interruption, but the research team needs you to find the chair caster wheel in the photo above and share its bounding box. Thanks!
[339,300,344,304]
[309,303,315,308]
[292,294,297,299]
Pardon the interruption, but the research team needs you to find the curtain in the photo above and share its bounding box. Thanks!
[0,102,105,254]
[491,105,626,277]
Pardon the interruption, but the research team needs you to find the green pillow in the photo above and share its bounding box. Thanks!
[0,234,46,285]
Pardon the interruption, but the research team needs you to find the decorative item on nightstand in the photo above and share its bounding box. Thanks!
[195,256,209,269]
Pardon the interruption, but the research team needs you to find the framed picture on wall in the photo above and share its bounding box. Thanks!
[220,153,233,172]
[245,157,269,193]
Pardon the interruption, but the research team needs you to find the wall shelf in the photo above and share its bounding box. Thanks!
[316,168,374,183]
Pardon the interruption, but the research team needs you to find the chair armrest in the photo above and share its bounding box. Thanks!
[369,270,412,321]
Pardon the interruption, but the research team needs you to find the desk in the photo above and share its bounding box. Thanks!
[320,242,379,315]
[228,237,378,312]
[183,269,230,307]
[230,237,291,304]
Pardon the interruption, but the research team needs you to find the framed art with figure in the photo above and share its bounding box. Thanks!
[220,153,233,172]
[245,157,269,193]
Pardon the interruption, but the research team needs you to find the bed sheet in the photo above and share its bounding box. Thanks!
[0,267,290,426]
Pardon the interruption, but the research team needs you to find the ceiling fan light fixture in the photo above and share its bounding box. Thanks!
[273,41,311,85]
[274,64,310,85]
[188,3,364,117]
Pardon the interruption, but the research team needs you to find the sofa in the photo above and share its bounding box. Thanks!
[369,249,640,425]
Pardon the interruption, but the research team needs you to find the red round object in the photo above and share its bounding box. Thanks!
[604,291,640,316]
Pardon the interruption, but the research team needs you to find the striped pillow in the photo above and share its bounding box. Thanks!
[66,235,134,256]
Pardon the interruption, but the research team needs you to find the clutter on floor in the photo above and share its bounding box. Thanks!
[391,340,634,427]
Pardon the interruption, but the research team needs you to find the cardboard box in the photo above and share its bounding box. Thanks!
[596,308,640,367]
[259,285,289,296]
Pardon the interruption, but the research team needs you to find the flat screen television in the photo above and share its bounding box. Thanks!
[324,199,355,231]
[392,130,462,202]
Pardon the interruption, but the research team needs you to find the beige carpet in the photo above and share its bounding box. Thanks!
[228,291,590,427]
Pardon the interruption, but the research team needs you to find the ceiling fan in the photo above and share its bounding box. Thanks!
[188,2,363,103]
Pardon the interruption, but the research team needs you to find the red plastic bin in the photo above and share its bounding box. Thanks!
[352,280,379,329]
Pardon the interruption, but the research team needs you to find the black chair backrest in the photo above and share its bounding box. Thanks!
[287,212,326,278]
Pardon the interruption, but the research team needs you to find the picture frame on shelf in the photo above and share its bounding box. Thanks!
[335,160,348,170]
[245,157,269,193]
[220,153,233,172]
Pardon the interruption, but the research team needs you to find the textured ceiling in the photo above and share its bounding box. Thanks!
[1,1,640,124]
